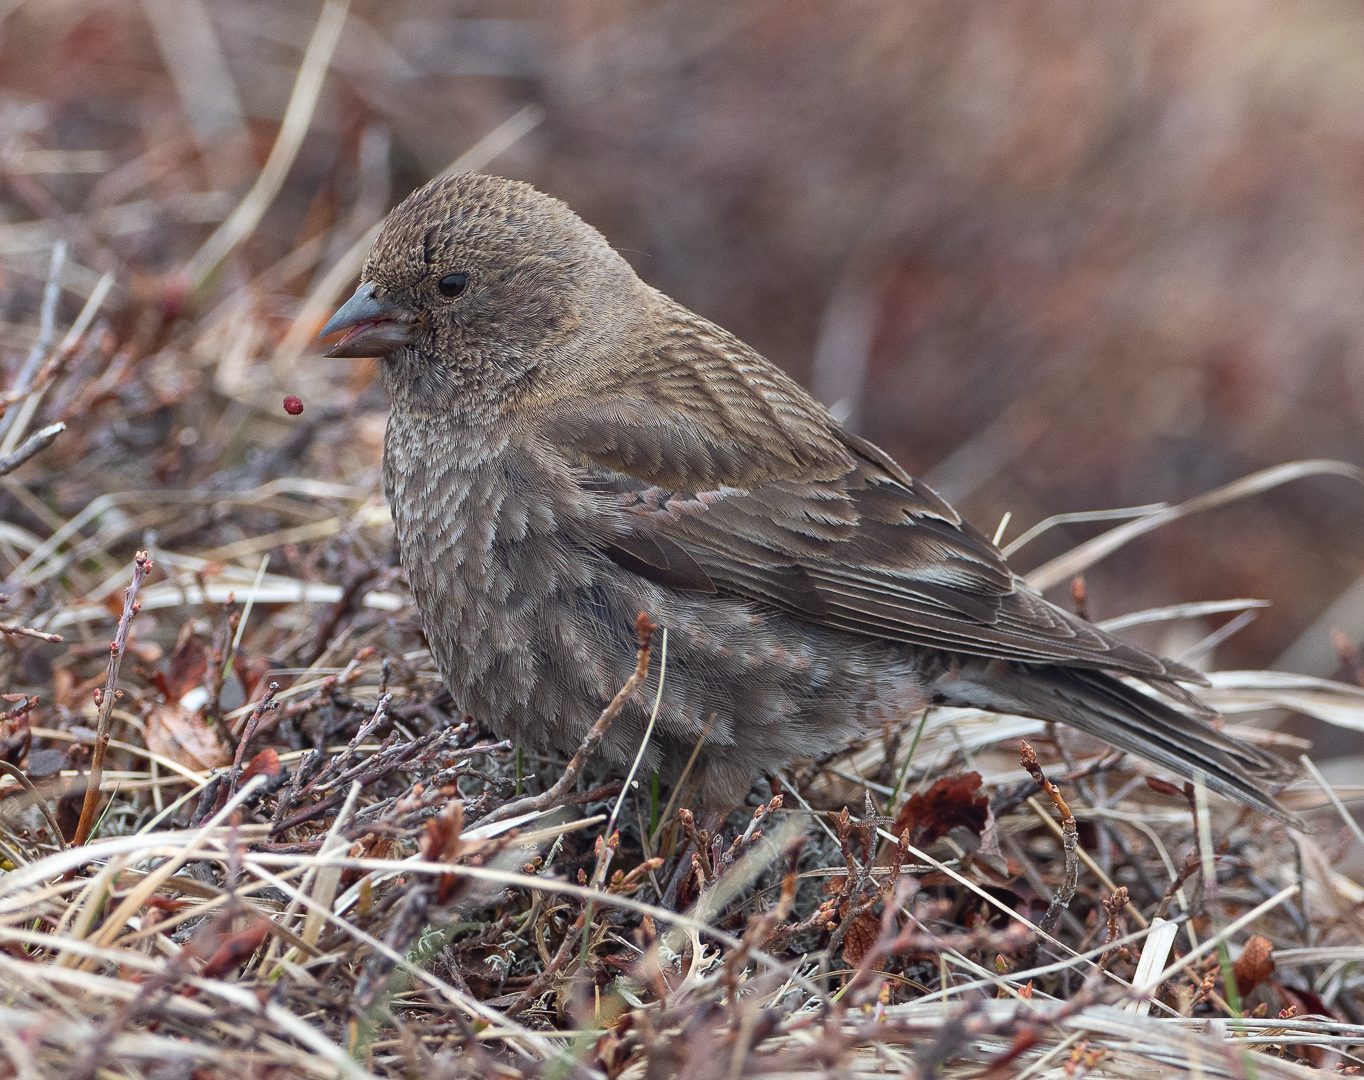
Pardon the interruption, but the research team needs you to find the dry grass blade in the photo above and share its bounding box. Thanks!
[1001,501,1168,558]
[1152,883,1301,987]
[182,0,351,291]
[1026,459,1364,591]
[1299,755,1364,852]
[0,270,114,455]
[1202,670,1364,729]
[0,241,64,447]
[1097,598,1272,632]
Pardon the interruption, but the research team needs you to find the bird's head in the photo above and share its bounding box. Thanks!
[321,172,638,416]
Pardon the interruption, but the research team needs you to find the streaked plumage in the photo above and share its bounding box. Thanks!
[321,173,1297,822]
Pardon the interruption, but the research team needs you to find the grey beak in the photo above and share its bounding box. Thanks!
[320,282,415,358]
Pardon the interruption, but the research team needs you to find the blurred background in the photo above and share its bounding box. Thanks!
[2,0,1363,747]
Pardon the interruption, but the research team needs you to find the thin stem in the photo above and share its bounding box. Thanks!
[72,551,152,847]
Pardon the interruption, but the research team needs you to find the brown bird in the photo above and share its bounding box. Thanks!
[321,172,1296,824]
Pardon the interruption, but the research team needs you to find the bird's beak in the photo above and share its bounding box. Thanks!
[319,282,415,358]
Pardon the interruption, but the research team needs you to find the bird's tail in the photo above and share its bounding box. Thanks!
[937,660,1300,825]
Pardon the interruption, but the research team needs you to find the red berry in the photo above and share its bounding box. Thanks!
[159,271,189,320]
[283,396,304,416]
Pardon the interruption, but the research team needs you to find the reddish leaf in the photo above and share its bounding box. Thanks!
[160,626,208,702]
[986,1030,1040,1071]
[143,896,190,912]
[197,919,269,979]
[893,772,988,843]
[1144,776,1185,799]
[240,747,280,783]
[1234,934,1276,997]
[420,800,465,864]
[840,908,882,968]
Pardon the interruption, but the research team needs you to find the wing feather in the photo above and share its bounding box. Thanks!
[541,307,1204,685]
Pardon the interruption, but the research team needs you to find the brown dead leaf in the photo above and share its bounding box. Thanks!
[1144,776,1186,799]
[239,747,279,783]
[192,916,270,980]
[893,772,988,843]
[53,667,74,709]
[421,800,465,863]
[840,908,882,968]
[1233,934,1275,998]
[158,626,208,701]
[146,703,231,772]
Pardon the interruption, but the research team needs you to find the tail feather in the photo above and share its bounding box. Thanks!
[939,661,1300,826]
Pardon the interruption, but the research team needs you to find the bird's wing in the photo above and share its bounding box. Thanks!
[541,311,857,492]
[542,357,1203,685]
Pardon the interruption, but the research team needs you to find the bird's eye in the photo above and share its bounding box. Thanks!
[437,273,468,298]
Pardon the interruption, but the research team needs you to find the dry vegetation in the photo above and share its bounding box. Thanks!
[5,2,1364,1078]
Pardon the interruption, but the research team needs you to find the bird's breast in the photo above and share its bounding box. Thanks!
[381,414,602,697]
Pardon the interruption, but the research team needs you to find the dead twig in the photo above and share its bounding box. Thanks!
[71,551,152,846]
[1153,849,1204,922]
[0,241,64,438]
[219,680,281,808]
[721,836,804,1003]
[505,907,588,1019]
[1020,739,1078,939]
[0,759,67,850]
[182,0,350,291]
[0,613,63,642]
[0,422,66,479]
[1098,887,1130,971]
[270,725,451,835]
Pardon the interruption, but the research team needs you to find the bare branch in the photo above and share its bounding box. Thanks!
[1020,739,1078,938]
[0,422,65,478]
[71,550,153,847]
